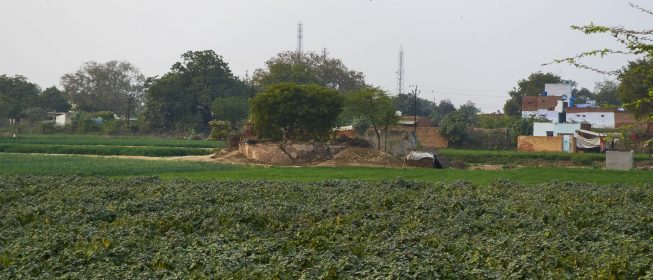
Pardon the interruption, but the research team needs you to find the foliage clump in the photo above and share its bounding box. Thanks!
[250,83,343,141]
[208,120,231,141]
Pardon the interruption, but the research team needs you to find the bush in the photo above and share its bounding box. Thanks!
[250,83,344,141]
[36,122,56,134]
[208,120,231,141]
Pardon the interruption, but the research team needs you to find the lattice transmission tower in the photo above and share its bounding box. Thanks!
[397,46,405,95]
[297,22,303,54]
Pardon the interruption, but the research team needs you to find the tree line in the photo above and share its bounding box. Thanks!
[1,18,652,146]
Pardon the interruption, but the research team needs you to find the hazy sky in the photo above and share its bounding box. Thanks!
[0,0,649,112]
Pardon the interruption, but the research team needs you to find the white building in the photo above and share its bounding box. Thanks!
[566,108,616,129]
[533,123,581,136]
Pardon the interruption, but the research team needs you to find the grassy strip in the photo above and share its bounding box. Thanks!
[0,144,213,157]
[0,176,651,278]
[0,154,650,185]
[163,166,652,185]
[0,134,223,148]
[439,148,651,164]
[0,153,235,176]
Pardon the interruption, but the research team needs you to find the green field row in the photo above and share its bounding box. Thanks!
[0,134,223,148]
[438,149,651,164]
[0,144,214,157]
[1,176,650,278]
[1,154,651,185]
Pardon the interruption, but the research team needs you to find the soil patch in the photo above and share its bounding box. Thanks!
[317,147,403,167]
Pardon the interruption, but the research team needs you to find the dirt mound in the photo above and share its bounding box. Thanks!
[210,145,403,167]
[211,148,253,165]
[318,147,403,167]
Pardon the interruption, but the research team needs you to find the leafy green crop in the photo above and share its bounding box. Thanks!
[0,143,212,157]
[0,134,222,148]
[439,148,651,164]
[0,176,651,278]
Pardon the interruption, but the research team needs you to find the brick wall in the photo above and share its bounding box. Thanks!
[517,136,563,152]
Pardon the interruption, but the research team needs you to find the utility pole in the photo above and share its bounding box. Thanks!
[411,85,420,149]
[410,85,420,136]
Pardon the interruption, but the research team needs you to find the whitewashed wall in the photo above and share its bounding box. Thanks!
[566,112,615,129]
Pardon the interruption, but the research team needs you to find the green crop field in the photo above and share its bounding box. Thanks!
[0,134,221,157]
[1,154,651,185]
[438,149,652,165]
[0,134,222,148]
[1,176,651,278]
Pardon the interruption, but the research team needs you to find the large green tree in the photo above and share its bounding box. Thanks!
[142,50,250,132]
[61,61,144,119]
[346,87,398,150]
[0,75,41,124]
[40,86,71,112]
[252,51,366,92]
[618,59,653,119]
[250,83,343,141]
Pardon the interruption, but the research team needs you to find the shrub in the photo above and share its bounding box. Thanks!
[208,120,231,141]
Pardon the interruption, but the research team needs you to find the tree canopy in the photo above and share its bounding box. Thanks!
[61,61,144,117]
[141,50,250,132]
[593,80,620,107]
[618,58,653,119]
[250,83,344,141]
[252,51,366,92]
[0,75,41,122]
[40,87,71,112]
[439,101,480,146]
[211,96,249,127]
[345,87,397,150]
[429,99,457,127]
[393,93,436,117]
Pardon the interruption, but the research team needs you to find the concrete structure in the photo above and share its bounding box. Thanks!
[517,136,565,152]
[606,151,634,170]
[544,84,573,106]
[521,96,564,123]
[566,108,616,129]
[533,123,581,136]
[614,112,638,129]
[52,112,71,126]
[365,126,448,156]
